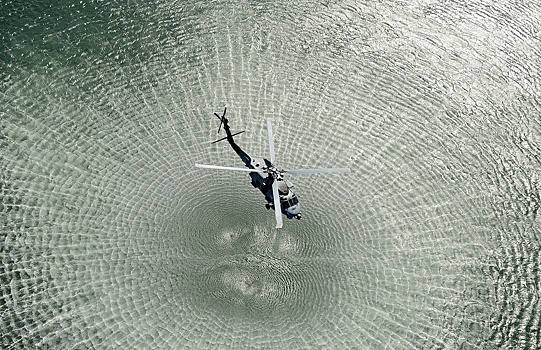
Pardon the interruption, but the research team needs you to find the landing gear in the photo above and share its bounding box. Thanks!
[265,203,271,210]
[296,214,302,220]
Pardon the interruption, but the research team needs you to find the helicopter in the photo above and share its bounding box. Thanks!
[196,107,350,228]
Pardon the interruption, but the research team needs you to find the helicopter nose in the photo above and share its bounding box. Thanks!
[287,203,301,216]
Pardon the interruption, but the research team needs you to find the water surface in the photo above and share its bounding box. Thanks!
[1,0,540,349]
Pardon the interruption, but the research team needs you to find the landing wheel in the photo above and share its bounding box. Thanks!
[296,214,302,220]
[265,203,271,210]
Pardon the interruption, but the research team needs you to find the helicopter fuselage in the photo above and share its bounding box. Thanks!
[199,108,350,227]
[222,119,301,219]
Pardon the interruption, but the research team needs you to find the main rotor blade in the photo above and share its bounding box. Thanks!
[272,180,283,229]
[267,119,276,164]
[195,164,264,173]
[285,168,350,175]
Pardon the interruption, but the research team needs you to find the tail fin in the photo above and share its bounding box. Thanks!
[211,130,245,144]
[211,107,245,143]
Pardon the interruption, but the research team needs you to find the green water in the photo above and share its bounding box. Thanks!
[2,0,540,349]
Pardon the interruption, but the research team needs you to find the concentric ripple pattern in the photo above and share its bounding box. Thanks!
[1,0,541,349]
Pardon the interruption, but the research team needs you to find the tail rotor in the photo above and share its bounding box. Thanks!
[214,107,227,134]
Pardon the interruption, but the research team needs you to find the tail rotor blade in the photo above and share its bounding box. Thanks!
[267,119,276,164]
[272,180,283,229]
[285,168,350,175]
[217,118,224,134]
[214,107,227,133]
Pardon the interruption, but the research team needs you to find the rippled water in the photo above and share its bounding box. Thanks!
[2,0,541,349]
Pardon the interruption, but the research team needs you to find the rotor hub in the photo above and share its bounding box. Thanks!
[266,165,283,180]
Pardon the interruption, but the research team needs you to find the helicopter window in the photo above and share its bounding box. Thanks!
[282,197,298,209]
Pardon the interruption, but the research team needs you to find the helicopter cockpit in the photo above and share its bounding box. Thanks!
[277,180,301,219]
